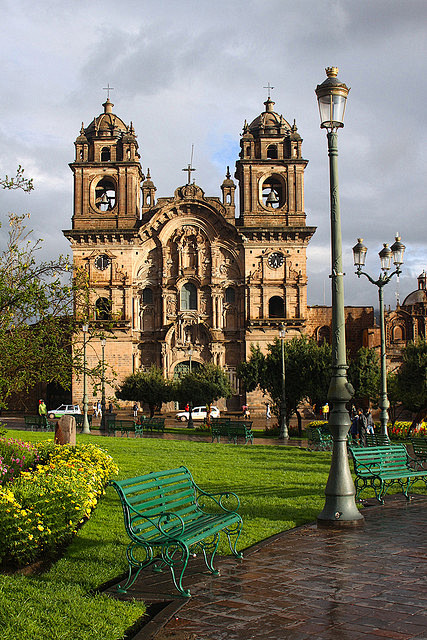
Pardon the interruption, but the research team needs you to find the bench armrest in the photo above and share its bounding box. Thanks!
[196,489,241,514]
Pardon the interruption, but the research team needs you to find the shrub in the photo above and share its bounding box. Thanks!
[0,441,118,565]
[0,437,39,485]
[388,421,426,440]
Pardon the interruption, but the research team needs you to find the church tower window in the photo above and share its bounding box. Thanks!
[95,177,116,211]
[101,147,111,161]
[95,297,112,321]
[268,296,284,318]
[267,144,278,159]
[260,175,285,209]
[225,287,235,303]
[180,283,197,310]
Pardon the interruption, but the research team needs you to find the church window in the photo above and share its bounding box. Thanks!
[101,147,111,162]
[268,296,284,318]
[267,144,278,159]
[318,326,331,345]
[261,175,286,209]
[181,283,197,310]
[393,325,404,342]
[95,297,112,321]
[95,177,116,211]
[142,287,153,304]
[225,287,235,303]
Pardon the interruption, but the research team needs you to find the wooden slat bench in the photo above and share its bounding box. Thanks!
[307,426,332,451]
[365,433,390,447]
[116,420,138,437]
[24,415,55,431]
[348,444,427,503]
[110,466,243,597]
[138,417,165,433]
[211,420,253,444]
[410,437,427,469]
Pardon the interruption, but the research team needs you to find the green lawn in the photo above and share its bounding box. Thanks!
[1,430,424,640]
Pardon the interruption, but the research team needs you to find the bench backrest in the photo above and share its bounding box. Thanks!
[410,437,427,458]
[365,433,390,446]
[349,444,409,474]
[110,466,198,539]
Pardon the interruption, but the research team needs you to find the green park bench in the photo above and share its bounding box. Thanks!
[74,414,93,429]
[307,425,332,451]
[410,437,427,469]
[138,416,165,433]
[110,466,243,597]
[348,444,427,504]
[211,420,253,444]
[24,415,55,431]
[365,433,390,447]
[115,420,139,437]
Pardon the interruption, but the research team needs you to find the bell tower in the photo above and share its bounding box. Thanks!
[235,95,316,339]
[70,99,144,230]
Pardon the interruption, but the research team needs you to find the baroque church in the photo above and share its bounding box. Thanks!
[64,95,374,410]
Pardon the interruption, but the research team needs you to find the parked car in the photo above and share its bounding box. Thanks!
[48,404,81,419]
[175,405,220,422]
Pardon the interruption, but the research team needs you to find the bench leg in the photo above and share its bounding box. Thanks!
[117,542,154,594]
[161,541,191,597]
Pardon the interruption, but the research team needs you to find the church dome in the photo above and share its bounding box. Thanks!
[402,289,427,306]
[248,98,291,135]
[84,99,128,138]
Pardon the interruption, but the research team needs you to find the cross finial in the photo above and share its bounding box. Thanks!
[103,83,114,100]
[263,82,275,99]
[182,144,196,184]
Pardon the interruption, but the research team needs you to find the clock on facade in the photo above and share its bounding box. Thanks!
[267,252,284,269]
[94,254,111,271]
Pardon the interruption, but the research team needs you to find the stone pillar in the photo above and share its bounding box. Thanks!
[55,415,76,446]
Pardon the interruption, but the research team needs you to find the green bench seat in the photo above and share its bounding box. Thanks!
[110,466,243,597]
[410,437,427,469]
[24,415,55,431]
[211,420,253,444]
[115,420,139,437]
[138,417,165,433]
[74,414,93,429]
[349,444,427,504]
[307,426,332,451]
[365,433,390,447]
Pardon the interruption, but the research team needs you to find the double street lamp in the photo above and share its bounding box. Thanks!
[279,324,288,439]
[352,236,405,436]
[81,323,91,434]
[315,67,364,527]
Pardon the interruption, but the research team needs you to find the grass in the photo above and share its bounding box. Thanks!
[1,430,425,640]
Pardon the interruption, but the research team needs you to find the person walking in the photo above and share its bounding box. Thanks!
[266,403,271,420]
[133,403,138,418]
[365,408,375,435]
[322,402,329,420]
[357,409,368,446]
[96,400,102,419]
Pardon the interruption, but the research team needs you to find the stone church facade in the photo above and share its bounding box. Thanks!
[64,96,374,410]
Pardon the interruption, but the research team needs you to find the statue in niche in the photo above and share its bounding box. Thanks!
[166,296,177,316]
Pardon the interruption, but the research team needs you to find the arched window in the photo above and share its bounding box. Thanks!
[95,177,116,211]
[142,287,153,304]
[261,174,286,209]
[267,144,278,159]
[95,297,112,321]
[180,283,197,310]
[101,147,111,162]
[318,325,331,345]
[268,296,284,318]
[393,325,404,342]
[225,287,235,303]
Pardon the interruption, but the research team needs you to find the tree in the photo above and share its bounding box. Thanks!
[0,167,76,407]
[116,366,173,417]
[396,338,427,426]
[174,363,232,412]
[347,347,380,406]
[238,336,332,430]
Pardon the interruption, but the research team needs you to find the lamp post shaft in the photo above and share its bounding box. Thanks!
[279,336,288,439]
[378,285,390,436]
[82,329,90,434]
[317,130,363,527]
[187,352,193,429]
[101,342,106,433]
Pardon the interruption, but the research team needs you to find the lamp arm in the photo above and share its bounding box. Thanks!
[355,269,379,287]
[355,267,401,289]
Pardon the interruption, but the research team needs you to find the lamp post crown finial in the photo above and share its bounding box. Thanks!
[326,67,339,78]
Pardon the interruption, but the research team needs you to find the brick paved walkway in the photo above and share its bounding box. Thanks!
[110,494,427,640]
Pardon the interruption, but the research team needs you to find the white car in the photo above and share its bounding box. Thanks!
[175,406,220,422]
[48,404,81,419]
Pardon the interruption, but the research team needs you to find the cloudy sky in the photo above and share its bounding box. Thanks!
[0,0,425,309]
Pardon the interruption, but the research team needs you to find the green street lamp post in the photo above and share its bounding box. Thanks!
[101,337,106,433]
[352,236,405,436]
[279,324,288,439]
[187,346,194,429]
[81,323,90,434]
[315,67,364,527]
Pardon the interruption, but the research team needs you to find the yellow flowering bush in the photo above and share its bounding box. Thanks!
[0,441,118,565]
